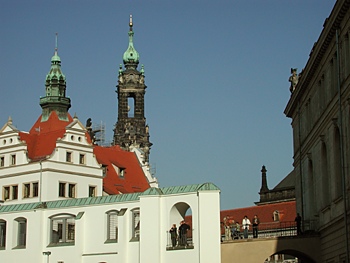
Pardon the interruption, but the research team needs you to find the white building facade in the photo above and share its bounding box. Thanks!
[0,183,221,263]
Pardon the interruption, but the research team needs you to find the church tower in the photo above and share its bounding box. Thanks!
[113,16,152,163]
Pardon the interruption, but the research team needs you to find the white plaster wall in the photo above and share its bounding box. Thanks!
[0,188,221,263]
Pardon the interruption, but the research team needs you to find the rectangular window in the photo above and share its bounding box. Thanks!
[59,183,66,197]
[79,154,85,165]
[3,186,10,200]
[89,186,96,197]
[12,185,18,200]
[11,154,16,165]
[0,221,6,249]
[0,156,4,167]
[68,184,76,198]
[33,182,39,197]
[66,152,72,162]
[119,168,125,178]
[23,183,30,198]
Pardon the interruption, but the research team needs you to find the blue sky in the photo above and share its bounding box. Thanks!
[0,1,336,210]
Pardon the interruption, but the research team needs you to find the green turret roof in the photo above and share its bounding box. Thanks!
[123,15,140,68]
[40,34,71,121]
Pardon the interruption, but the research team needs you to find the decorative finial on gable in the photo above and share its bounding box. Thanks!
[7,116,12,125]
[74,113,78,119]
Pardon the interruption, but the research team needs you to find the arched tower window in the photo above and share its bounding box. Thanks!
[168,202,193,249]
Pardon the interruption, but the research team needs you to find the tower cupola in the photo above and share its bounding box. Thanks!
[123,15,140,69]
[40,34,71,121]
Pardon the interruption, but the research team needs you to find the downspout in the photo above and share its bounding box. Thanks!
[197,191,200,263]
[39,160,43,203]
[336,29,349,263]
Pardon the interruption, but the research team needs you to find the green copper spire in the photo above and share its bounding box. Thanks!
[40,33,71,121]
[123,15,140,68]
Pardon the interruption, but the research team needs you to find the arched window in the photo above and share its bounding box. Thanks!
[333,126,342,199]
[14,217,26,247]
[130,208,140,241]
[0,219,6,249]
[50,214,75,245]
[308,158,316,216]
[106,210,119,242]
[321,142,330,207]
[168,202,193,249]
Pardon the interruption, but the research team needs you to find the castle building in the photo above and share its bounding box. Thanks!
[0,17,221,263]
[284,0,350,261]
[113,15,152,164]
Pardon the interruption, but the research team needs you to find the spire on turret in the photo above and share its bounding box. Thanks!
[259,165,269,194]
[123,14,140,69]
[39,33,71,122]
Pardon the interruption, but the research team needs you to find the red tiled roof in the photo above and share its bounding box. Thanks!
[220,201,296,224]
[93,145,150,194]
[19,112,74,161]
[18,111,150,194]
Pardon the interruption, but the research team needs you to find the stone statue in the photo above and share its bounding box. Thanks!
[289,68,299,93]
[86,118,92,128]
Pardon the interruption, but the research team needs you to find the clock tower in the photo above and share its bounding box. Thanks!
[113,15,152,163]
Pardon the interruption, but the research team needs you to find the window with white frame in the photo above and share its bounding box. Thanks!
[0,220,6,249]
[15,217,27,247]
[131,209,140,241]
[106,210,118,242]
[50,214,75,244]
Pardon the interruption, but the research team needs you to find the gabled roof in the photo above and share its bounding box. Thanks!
[273,170,295,191]
[93,145,151,194]
[220,201,296,224]
[15,111,151,194]
[19,111,74,161]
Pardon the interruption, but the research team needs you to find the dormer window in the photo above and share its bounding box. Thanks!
[120,168,125,178]
[273,210,280,221]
